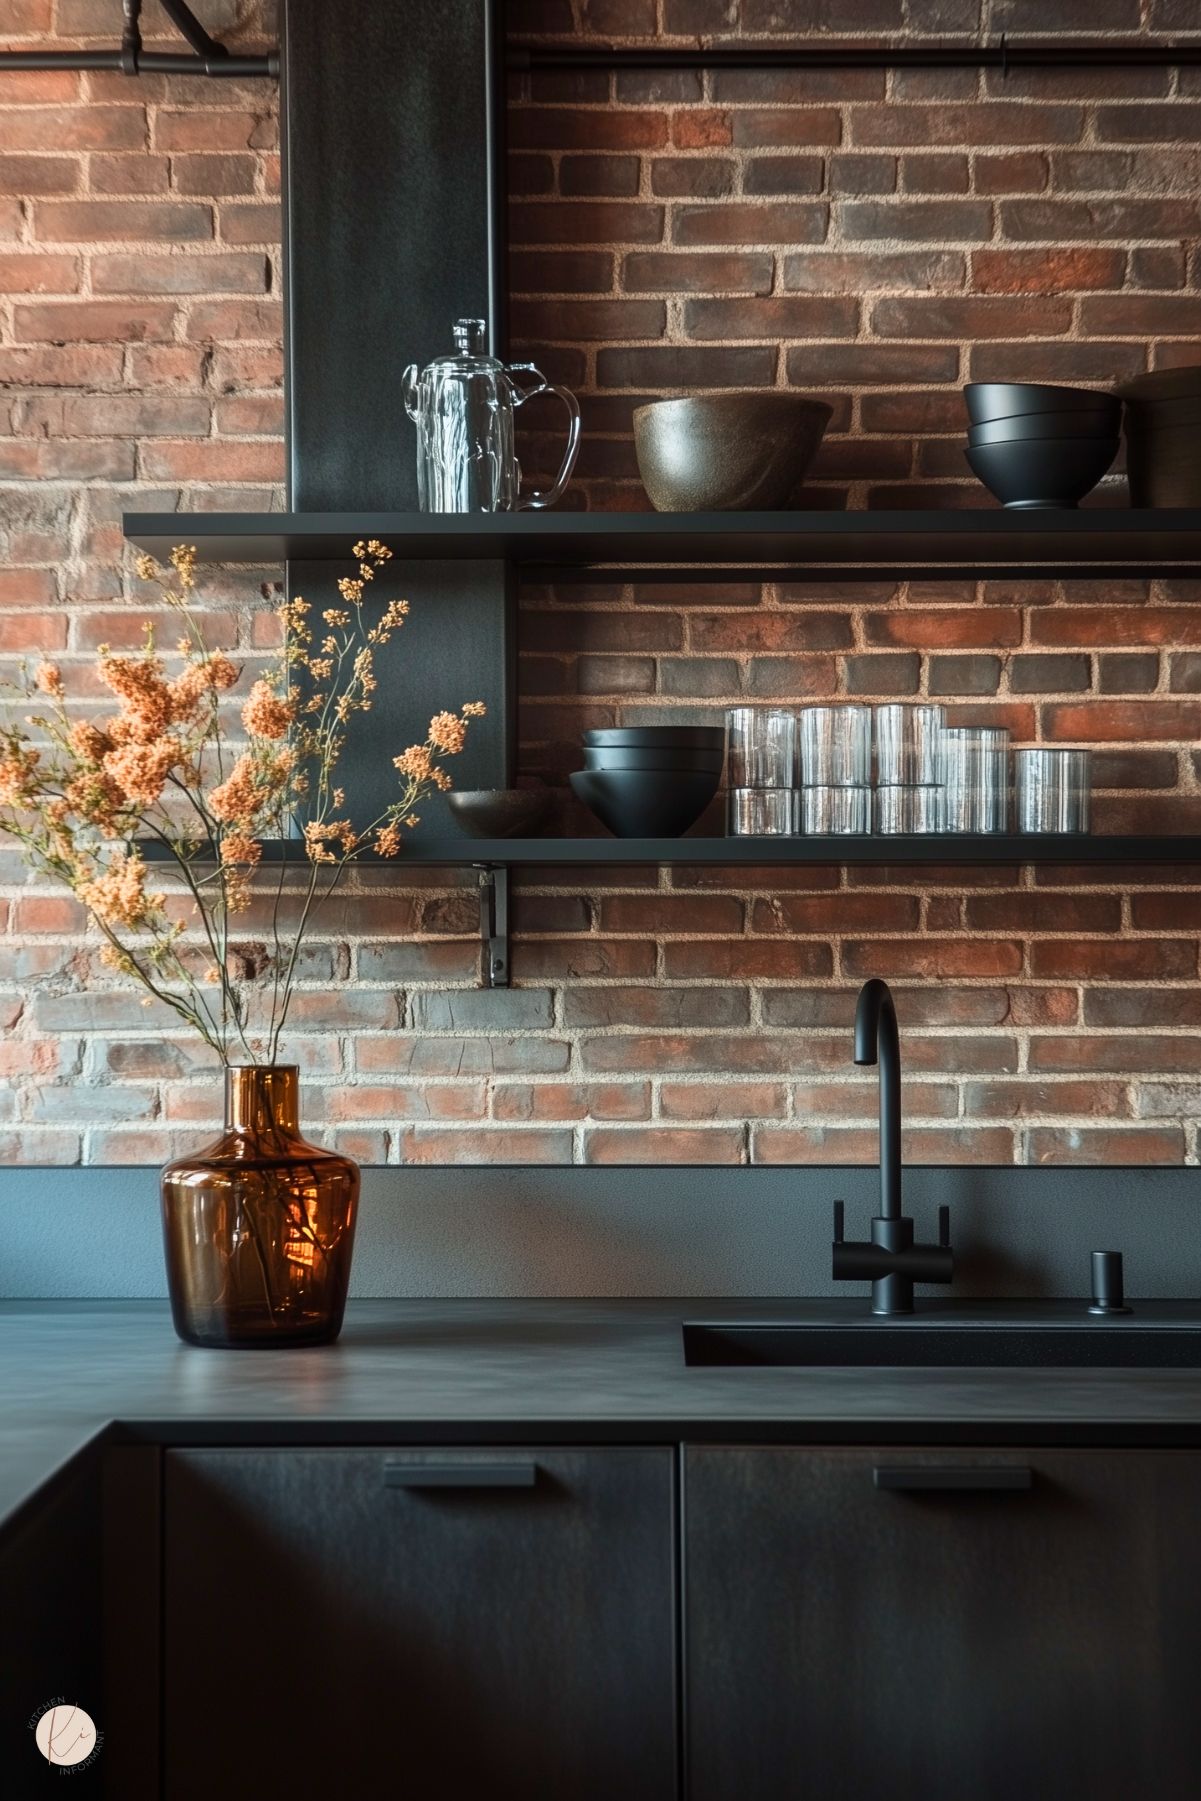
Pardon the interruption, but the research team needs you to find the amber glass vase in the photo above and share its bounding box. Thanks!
[161,1065,359,1349]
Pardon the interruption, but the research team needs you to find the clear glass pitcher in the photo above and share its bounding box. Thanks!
[401,319,581,512]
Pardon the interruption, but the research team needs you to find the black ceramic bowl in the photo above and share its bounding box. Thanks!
[965,437,1118,509]
[447,788,553,838]
[964,382,1120,427]
[633,392,832,511]
[570,767,720,838]
[1118,366,1201,404]
[583,726,725,750]
[968,408,1119,447]
[583,745,726,774]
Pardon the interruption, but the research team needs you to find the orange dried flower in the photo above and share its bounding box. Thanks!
[35,662,64,699]
[208,753,264,826]
[242,679,294,741]
[375,821,403,857]
[99,651,173,744]
[103,736,182,808]
[394,744,432,781]
[65,768,126,834]
[77,851,161,929]
[0,746,39,807]
[68,721,112,764]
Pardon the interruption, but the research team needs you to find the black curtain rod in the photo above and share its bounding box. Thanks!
[0,48,276,74]
[509,42,1201,73]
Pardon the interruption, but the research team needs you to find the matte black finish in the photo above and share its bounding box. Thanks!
[140,831,1201,867]
[383,1458,537,1487]
[570,766,720,838]
[681,1320,1201,1369]
[966,436,1118,510]
[513,43,1201,72]
[1091,1250,1133,1317]
[873,1464,1032,1491]
[280,1,513,836]
[447,788,552,838]
[124,506,1201,579]
[163,1447,677,1798]
[684,1446,1201,1800]
[964,381,1120,425]
[834,980,955,1316]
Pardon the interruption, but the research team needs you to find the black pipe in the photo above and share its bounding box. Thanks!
[0,48,276,75]
[157,0,228,62]
[509,42,1201,72]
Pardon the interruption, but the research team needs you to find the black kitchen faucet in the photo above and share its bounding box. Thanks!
[832,978,955,1317]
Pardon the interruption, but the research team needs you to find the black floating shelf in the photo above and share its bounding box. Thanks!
[144,836,1201,868]
[123,508,1201,583]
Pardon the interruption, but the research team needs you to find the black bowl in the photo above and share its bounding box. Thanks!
[447,788,553,839]
[570,767,720,838]
[583,726,725,750]
[1118,366,1201,404]
[968,408,1120,447]
[964,382,1120,427]
[583,745,726,774]
[1121,394,1201,429]
[965,437,1118,509]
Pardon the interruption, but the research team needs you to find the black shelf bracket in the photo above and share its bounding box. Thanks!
[0,0,278,76]
[477,865,510,989]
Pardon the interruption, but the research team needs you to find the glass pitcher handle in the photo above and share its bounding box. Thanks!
[519,384,581,511]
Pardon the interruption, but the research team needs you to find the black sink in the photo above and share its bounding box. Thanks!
[683,1320,1201,1370]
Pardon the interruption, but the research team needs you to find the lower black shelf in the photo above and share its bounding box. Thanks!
[142,834,1201,867]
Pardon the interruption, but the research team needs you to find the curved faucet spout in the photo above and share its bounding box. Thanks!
[854,978,902,1222]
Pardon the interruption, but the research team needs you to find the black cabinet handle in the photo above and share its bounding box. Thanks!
[384,1461,538,1489]
[873,1465,1033,1492]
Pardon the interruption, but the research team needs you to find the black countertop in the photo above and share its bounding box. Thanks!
[8,1297,1201,1536]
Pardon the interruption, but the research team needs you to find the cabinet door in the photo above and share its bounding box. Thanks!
[164,1447,676,1800]
[685,1446,1201,1801]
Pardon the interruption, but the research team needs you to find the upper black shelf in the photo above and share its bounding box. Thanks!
[123,508,1201,583]
[145,835,1201,868]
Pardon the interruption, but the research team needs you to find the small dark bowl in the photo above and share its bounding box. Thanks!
[964,382,1120,427]
[1118,366,1201,405]
[583,745,726,774]
[583,726,726,750]
[570,767,720,838]
[1122,394,1201,430]
[965,437,1118,509]
[633,392,832,512]
[968,408,1120,447]
[448,788,553,839]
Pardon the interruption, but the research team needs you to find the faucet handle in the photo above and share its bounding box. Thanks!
[938,1204,951,1248]
[833,1200,845,1244]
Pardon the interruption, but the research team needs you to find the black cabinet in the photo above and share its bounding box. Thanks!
[163,1447,676,1800]
[684,1446,1201,1801]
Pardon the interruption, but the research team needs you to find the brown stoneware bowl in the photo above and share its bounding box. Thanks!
[633,392,832,511]
[448,788,552,838]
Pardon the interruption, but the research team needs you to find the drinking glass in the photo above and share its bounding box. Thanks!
[801,785,872,834]
[725,708,797,788]
[798,705,872,787]
[727,788,797,836]
[875,784,945,835]
[942,727,1010,833]
[875,703,946,787]
[1015,748,1091,834]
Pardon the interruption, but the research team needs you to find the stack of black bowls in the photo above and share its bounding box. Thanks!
[964,382,1121,509]
[570,726,724,838]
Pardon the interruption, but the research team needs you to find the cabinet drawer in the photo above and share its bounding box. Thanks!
[164,1447,676,1799]
[685,1445,1201,1801]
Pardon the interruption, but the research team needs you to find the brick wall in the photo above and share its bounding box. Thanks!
[2,0,1201,1165]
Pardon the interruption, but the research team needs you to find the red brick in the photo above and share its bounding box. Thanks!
[672,111,733,149]
[1031,1036,1201,1075]
[691,611,850,652]
[510,108,667,150]
[585,1126,745,1164]
[660,1081,788,1120]
[492,1082,650,1121]
[966,893,1120,933]
[794,1080,958,1120]
[184,298,282,340]
[866,608,1022,650]
[843,939,1024,978]
[973,248,1125,293]
[1031,939,1196,980]
[152,110,275,151]
[89,151,169,194]
[787,343,959,384]
[559,154,639,197]
[1001,198,1201,241]
[753,1125,1016,1165]
[0,104,144,150]
[839,199,991,241]
[623,250,773,293]
[510,297,666,340]
[1044,700,1201,741]
[510,201,664,244]
[683,296,857,339]
[400,1127,573,1164]
[139,439,284,482]
[965,1080,1131,1121]
[974,151,1049,194]
[901,153,969,194]
[1027,1127,1184,1165]
[852,103,1083,148]
[672,202,828,246]
[596,344,775,387]
[872,295,1072,338]
[34,200,212,241]
[0,252,78,293]
[0,153,78,194]
[509,249,615,292]
[12,299,177,341]
[750,893,920,934]
[662,940,833,979]
[729,109,841,149]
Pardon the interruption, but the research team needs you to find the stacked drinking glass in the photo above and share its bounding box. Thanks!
[874,703,946,834]
[943,725,1011,833]
[725,708,797,835]
[798,705,872,833]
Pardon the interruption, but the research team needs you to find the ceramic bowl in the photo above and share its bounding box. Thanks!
[633,392,832,512]
[584,726,726,751]
[582,746,726,774]
[447,788,553,838]
[968,408,1120,447]
[570,767,720,838]
[964,382,1120,427]
[965,437,1118,509]
[1118,366,1201,404]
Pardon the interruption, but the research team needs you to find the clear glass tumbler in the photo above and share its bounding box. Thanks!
[875,784,945,835]
[1015,748,1091,834]
[875,703,946,786]
[727,788,797,836]
[799,705,873,787]
[725,708,797,788]
[942,726,1010,833]
[801,785,872,835]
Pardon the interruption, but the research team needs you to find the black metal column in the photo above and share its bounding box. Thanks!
[280,0,512,836]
